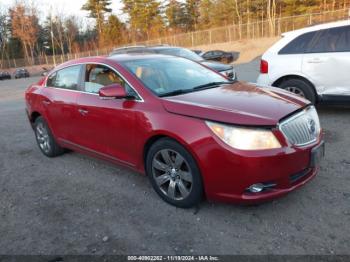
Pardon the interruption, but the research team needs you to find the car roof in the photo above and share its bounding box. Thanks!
[112,45,146,51]
[115,45,181,51]
[282,19,350,37]
[109,45,191,57]
[148,46,182,50]
[53,53,181,70]
[108,53,177,61]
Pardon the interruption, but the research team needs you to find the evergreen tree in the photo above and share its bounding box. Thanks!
[184,0,200,31]
[165,0,187,32]
[101,14,125,46]
[198,0,213,29]
[282,0,322,16]
[82,0,112,35]
[122,0,164,41]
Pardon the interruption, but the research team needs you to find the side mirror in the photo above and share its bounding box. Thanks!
[99,83,128,99]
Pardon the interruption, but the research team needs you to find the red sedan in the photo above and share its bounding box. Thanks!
[25,54,324,207]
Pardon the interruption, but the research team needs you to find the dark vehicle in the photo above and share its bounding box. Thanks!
[110,45,236,79]
[41,67,53,76]
[14,68,30,79]
[201,50,240,64]
[0,71,11,80]
[192,49,203,55]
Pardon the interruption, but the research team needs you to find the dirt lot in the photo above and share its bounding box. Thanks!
[0,67,349,255]
[194,37,280,63]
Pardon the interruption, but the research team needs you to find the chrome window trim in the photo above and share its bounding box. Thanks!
[44,62,144,102]
[277,106,319,147]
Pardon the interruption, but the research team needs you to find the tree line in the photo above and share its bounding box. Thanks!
[0,0,349,66]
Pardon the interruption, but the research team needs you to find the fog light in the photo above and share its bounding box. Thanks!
[247,183,265,193]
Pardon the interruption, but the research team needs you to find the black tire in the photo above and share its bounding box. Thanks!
[34,116,64,157]
[279,78,317,104]
[146,138,203,208]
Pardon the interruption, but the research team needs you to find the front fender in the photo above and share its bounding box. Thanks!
[134,111,210,176]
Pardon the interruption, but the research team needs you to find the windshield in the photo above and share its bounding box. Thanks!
[156,48,203,62]
[121,57,231,97]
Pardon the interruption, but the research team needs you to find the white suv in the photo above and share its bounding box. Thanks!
[257,20,350,104]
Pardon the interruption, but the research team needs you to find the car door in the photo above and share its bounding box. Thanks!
[75,63,139,165]
[42,65,82,143]
[302,25,350,96]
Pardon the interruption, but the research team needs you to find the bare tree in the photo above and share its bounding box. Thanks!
[64,16,79,57]
[233,0,242,39]
[10,3,39,65]
[0,7,9,68]
[266,0,276,36]
[52,15,66,62]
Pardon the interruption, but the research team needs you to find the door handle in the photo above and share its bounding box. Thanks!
[78,109,89,116]
[42,100,51,106]
[306,58,324,64]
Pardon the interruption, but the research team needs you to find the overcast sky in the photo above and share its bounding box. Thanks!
[3,0,125,25]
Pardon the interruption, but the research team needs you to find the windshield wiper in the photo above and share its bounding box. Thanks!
[192,81,234,90]
[159,89,191,97]
[159,81,234,97]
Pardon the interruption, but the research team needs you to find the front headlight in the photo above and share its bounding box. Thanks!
[206,121,281,150]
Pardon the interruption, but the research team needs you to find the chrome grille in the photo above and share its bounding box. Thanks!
[279,106,321,146]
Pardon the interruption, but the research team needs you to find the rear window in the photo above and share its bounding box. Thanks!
[46,65,81,90]
[279,31,316,54]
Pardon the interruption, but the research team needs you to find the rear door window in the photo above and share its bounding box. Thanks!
[308,25,350,53]
[47,65,81,90]
[279,31,316,54]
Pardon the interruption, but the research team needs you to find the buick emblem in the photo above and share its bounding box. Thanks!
[307,118,316,135]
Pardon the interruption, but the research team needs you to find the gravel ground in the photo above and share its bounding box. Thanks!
[0,67,349,255]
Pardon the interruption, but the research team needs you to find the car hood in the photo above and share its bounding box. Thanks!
[161,82,310,126]
[200,60,233,72]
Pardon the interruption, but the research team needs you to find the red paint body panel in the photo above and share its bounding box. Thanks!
[99,84,128,98]
[25,55,323,204]
[75,93,138,165]
[162,82,309,126]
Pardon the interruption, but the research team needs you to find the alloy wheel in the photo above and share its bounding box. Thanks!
[36,122,51,153]
[284,86,306,97]
[152,149,193,201]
